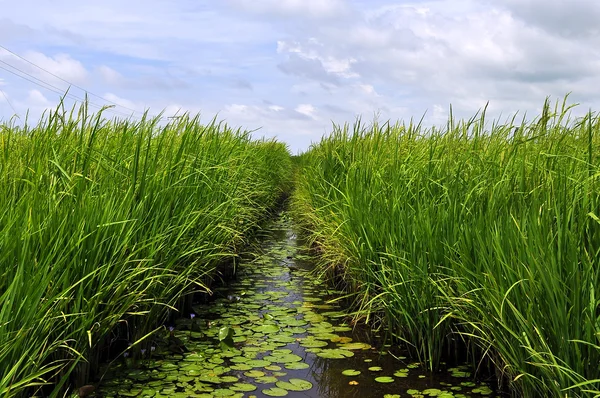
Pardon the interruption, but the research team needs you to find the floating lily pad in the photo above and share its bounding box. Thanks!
[230,383,257,392]
[299,339,328,348]
[316,349,354,359]
[244,370,265,378]
[472,385,493,395]
[230,364,253,371]
[368,366,383,372]
[255,376,279,384]
[263,354,303,363]
[246,359,272,368]
[284,362,309,370]
[276,378,313,391]
[212,388,236,396]
[342,369,361,376]
[339,342,371,350]
[255,324,280,334]
[262,387,289,396]
[375,377,395,383]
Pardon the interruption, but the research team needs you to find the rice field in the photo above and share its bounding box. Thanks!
[0,102,292,397]
[2,97,599,398]
[292,99,600,397]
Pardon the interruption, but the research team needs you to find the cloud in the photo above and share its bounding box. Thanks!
[0,49,88,93]
[2,0,600,153]
[97,65,122,85]
[501,0,600,38]
[27,89,51,106]
[22,52,88,84]
[230,78,253,91]
[224,0,348,19]
[102,93,139,111]
[0,19,35,41]
[294,104,317,119]
[278,54,341,85]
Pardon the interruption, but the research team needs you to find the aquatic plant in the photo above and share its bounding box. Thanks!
[293,97,600,397]
[0,100,292,397]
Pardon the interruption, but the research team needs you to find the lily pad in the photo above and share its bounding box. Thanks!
[276,378,313,391]
[212,388,236,397]
[244,370,265,378]
[284,362,309,370]
[263,354,303,363]
[219,327,234,341]
[394,369,409,377]
[316,349,354,359]
[342,369,361,376]
[255,324,280,334]
[230,383,257,392]
[255,376,279,384]
[262,387,288,396]
[375,376,395,383]
[246,359,272,368]
[339,342,371,350]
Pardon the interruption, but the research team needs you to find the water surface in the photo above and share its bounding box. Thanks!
[96,213,496,398]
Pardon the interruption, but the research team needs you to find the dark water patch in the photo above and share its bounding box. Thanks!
[94,213,497,398]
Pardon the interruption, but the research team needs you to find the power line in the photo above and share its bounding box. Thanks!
[0,44,155,119]
[0,62,134,118]
[0,88,18,116]
[0,44,145,115]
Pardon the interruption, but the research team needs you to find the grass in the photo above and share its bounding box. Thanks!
[0,101,292,397]
[292,98,600,397]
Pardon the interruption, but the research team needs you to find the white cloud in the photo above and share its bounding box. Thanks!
[97,66,123,85]
[21,51,88,84]
[27,89,50,106]
[295,104,317,119]
[102,93,141,113]
[1,0,600,152]
[225,0,348,19]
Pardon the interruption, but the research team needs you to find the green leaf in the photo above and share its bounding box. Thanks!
[262,387,289,396]
[230,383,257,392]
[276,378,313,391]
[218,326,234,341]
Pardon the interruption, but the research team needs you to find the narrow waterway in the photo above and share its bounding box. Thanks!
[96,212,496,398]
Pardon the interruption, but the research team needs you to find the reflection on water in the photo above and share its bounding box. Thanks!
[96,212,496,398]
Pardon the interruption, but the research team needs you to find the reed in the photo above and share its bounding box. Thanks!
[292,98,600,397]
[0,101,292,397]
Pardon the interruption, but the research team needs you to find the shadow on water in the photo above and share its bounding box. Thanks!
[95,212,497,398]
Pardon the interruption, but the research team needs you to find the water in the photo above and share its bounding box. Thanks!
[95,212,496,398]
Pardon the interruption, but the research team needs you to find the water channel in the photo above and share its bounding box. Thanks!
[95,212,497,398]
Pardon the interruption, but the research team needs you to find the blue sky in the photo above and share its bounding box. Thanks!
[1,0,600,152]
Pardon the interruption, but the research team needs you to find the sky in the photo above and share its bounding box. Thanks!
[1,0,600,153]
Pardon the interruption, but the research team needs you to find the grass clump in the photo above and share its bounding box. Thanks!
[292,98,600,397]
[0,101,292,397]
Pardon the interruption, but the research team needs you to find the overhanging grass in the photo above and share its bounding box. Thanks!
[0,101,292,397]
[292,98,600,397]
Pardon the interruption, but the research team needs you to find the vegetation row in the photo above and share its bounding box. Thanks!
[0,102,293,397]
[292,98,600,397]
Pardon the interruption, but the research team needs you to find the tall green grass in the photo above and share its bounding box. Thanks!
[292,99,600,397]
[0,101,292,397]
